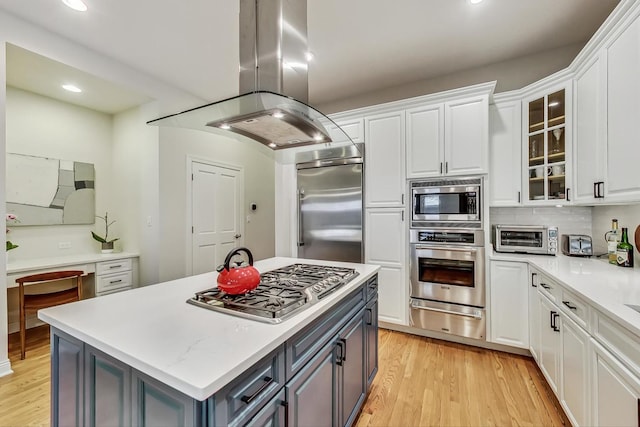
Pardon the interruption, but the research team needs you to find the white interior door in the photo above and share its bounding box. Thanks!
[191,161,243,275]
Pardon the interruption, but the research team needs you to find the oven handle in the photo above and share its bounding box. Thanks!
[414,245,481,253]
[410,302,483,319]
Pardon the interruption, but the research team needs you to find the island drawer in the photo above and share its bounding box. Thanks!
[537,273,561,303]
[286,285,366,380]
[214,344,285,427]
[366,275,378,301]
[96,271,132,294]
[96,259,132,275]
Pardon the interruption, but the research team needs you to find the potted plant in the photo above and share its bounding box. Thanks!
[6,213,19,261]
[92,212,119,253]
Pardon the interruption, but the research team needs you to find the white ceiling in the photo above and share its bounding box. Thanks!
[0,0,620,112]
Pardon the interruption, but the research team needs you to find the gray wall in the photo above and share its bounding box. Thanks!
[318,43,584,114]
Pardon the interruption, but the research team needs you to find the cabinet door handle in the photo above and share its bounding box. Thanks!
[281,400,289,427]
[240,376,273,404]
[593,182,598,199]
[445,162,448,173]
[339,338,347,362]
[401,193,404,205]
[566,188,571,202]
[563,301,577,310]
[365,308,373,326]
[401,211,404,222]
[518,191,521,203]
[336,340,345,366]
[599,181,605,198]
[531,272,537,288]
[550,311,560,332]
[440,162,443,174]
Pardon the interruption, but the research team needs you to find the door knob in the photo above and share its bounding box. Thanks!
[234,234,242,239]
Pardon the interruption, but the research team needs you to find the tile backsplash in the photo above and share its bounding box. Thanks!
[490,206,593,237]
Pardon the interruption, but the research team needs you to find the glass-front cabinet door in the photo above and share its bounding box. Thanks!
[524,86,571,203]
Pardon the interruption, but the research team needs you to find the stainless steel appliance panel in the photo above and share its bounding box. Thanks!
[297,163,363,263]
[410,177,482,228]
[492,225,558,255]
[410,244,485,307]
[410,298,485,340]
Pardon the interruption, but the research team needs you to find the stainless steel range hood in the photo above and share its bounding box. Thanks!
[147,0,354,150]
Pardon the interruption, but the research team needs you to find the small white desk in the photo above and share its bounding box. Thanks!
[7,252,139,295]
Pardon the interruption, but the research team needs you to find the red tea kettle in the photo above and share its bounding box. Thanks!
[216,247,261,294]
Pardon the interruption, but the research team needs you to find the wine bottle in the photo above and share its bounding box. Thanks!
[616,227,634,268]
[606,219,620,264]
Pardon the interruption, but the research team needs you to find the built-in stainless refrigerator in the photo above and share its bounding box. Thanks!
[296,144,364,263]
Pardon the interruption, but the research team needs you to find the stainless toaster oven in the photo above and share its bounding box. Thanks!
[492,225,558,255]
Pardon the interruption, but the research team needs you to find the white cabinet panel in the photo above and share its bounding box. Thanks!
[365,112,405,207]
[445,96,488,176]
[489,261,529,349]
[574,55,605,203]
[489,100,522,206]
[406,104,443,178]
[606,14,640,201]
[561,314,590,427]
[529,269,541,362]
[328,118,364,144]
[365,208,407,326]
[593,340,640,427]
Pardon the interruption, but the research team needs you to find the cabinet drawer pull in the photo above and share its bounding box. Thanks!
[562,301,577,310]
[540,283,551,290]
[550,311,560,332]
[109,265,122,269]
[109,279,122,284]
[531,272,537,288]
[365,308,373,326]
[339,338,347,362]
[240,376,273,404]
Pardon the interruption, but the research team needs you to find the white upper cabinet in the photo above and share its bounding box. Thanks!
[522,82,573,205]
[573,54,606,204]
[489,99,522,206]
[406,93,490,178]
[605,12,640,202]
[327,117,364,144]
[406,104,443,178]
[365,111,406,207]
[444,95,489,176]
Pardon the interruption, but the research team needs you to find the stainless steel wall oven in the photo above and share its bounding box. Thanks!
[409,176,486,340]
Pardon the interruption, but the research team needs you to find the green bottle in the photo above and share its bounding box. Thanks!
[616,227,634,268]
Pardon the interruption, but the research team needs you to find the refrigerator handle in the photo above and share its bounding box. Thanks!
[297,189,305,247]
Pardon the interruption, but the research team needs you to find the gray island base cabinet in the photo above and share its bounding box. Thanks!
[50,274,378,427]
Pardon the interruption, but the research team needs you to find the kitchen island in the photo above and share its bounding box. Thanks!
[39,257,380,427]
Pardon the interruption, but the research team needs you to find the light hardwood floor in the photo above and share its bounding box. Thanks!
[0,326,568,427]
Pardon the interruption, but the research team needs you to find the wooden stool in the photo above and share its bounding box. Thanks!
[16,270,84,359]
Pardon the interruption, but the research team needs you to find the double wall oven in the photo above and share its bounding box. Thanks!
[409,176,486,340]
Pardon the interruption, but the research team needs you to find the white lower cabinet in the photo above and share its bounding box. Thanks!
[560,313,590,427]
[592,339,640,426]
[539,293,561,395]
[365,208,407,326]
[529,269,541,362]
[489,261,529,348]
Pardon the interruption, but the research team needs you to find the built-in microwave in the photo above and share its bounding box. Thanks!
[410,177,482,229]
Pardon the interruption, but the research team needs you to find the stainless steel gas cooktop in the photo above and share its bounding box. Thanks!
[187,264,359,324]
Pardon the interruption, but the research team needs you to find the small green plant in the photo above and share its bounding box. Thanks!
[6,213,19,251]
[92,212,119,244]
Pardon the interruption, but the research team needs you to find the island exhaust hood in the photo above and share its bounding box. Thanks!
[147,0,353,150]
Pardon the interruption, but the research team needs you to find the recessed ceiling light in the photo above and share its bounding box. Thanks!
[268,142,277,148]
[62,0,88,12]
[219,123,231,130]
[469,0,483,4]
[305,51,314,62]
[313,134,324,142]
[272,111,284,119]
[62,84,82,93]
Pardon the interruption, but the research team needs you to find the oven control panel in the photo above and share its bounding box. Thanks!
[416,231,477,245]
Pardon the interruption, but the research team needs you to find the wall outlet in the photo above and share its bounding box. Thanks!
[58,242,72,249]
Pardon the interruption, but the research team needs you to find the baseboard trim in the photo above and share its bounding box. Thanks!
[379,322,531,357]
[0,358,14,378]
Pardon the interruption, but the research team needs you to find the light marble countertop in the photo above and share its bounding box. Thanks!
[490,251,640,337]
[38,257,379,401]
